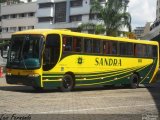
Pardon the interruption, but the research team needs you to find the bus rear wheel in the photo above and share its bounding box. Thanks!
[60,74,74,92]
[130,74,139,89]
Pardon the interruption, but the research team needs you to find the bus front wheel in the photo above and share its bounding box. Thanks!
[60,74,74,92]
[32,86,43,91]
[130,74,139,89]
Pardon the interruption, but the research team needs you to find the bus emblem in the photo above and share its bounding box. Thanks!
[77,57,83,65]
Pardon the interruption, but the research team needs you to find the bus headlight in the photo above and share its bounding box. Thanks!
[28,74,39,77]
[6,72,12,76]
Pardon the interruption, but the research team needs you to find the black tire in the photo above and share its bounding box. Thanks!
[130,74,139,89]
[60,74,74,92]
[32,86,44,91]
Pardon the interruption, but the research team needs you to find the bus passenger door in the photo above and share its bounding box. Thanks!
[43,34,60,71]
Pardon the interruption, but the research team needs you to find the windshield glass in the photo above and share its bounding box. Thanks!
[7,35,44,69]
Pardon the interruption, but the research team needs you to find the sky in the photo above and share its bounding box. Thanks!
[128,0,157,29]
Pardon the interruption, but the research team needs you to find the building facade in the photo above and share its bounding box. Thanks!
[134,22,152,40]
[0,0,129,40]
[36,0,129,31]
[133,27,144,39]
[142,0,160,40]
[0,0,37,39]
[36,0,103,30]
[156,0,160,21]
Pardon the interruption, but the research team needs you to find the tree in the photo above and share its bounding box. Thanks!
[90,0,131,36]
[77,23,105,34]
[1,0,9,3]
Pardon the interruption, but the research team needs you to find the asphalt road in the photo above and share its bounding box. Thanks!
[0,78,160,120]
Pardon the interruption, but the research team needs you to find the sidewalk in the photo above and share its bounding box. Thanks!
[0,77,8,86]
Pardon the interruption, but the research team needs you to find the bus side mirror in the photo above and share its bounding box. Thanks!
[1,45,9,59]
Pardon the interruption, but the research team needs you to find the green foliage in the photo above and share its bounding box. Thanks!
[0,40,10,47]
[78,23,105,35]
[90,0,131,36]
[1,0,8,3]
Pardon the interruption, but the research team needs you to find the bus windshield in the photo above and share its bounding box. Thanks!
[7,35,44,69]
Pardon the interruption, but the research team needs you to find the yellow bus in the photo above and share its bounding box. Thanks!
[2,29,159,92]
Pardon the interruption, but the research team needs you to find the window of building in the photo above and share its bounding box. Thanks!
[10,27,17,32]
[55,2,66,23]
[38,17,53,22]
[70,0,83,7]
[93,39,100,53]
[18,26,26,31]
[2,27,9,33]
[119,42,133,56]
[39,3,53,8]
[2,15,9,19]
[90,0,106,4]
[63,36,73,51]
[73,37,82,52]
[28,26,34,29]
[89,14,97,20]
[10,14,17,19]
[84,38,92,53]
[19,13,27,18]
[70,15,82,22]
[28,12,35,17]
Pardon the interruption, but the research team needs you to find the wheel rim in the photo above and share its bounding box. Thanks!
[133,76,138,85]
[63,77,72,89]
[131,74,139,88]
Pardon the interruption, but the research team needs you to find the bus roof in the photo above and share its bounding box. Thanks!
[13,29,158,46]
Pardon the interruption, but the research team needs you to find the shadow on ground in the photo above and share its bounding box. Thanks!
[0,83,153,93]
[145,72,160,116]
[0,76,160,117]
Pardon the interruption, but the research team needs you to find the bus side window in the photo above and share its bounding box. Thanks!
[111,42,117,55]
[120,42,133,56]
[143,45,147,57]
[93,39,100,53]
[73,37,82,52]
[135,44,158,58]
[63,36,73,51]
[135,44,147,57]
[103,41,110,54]
[152,45,158,58]
[84,38,92,53]
[135,44,142,57]
[147,45,152,57]
[134,44,137,56]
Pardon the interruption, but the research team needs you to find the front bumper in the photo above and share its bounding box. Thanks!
[6,75,41,87]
